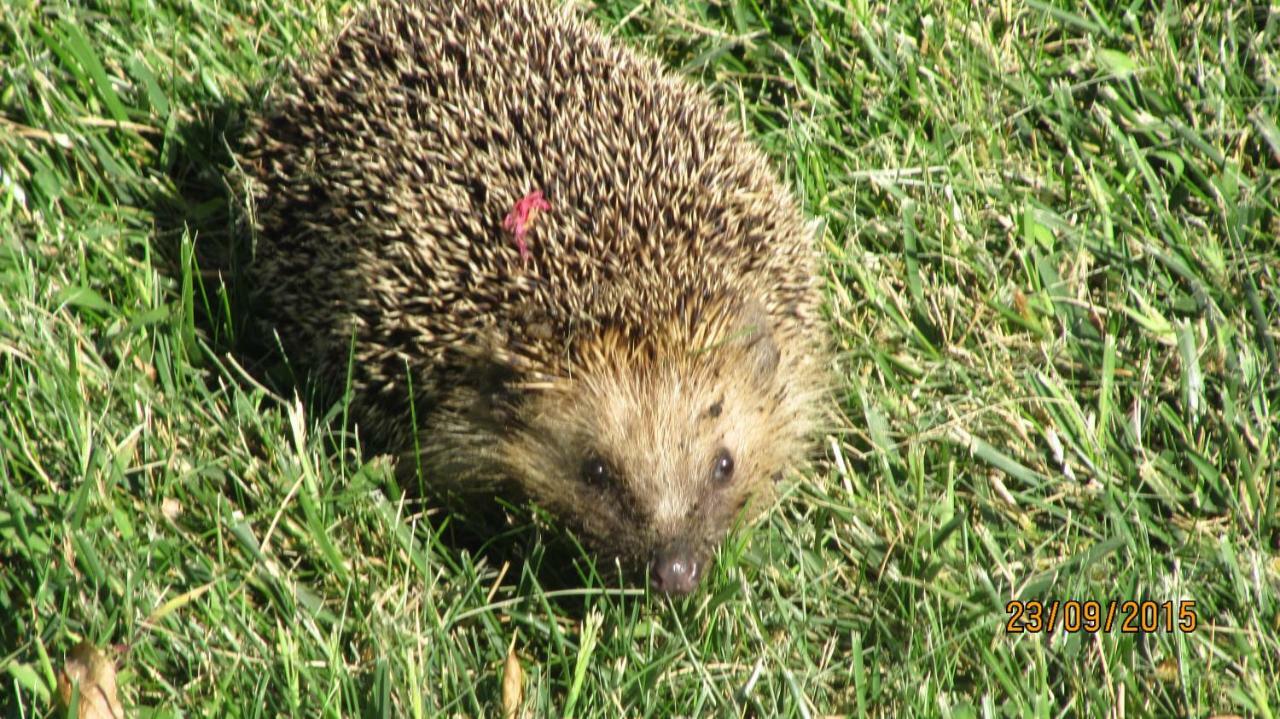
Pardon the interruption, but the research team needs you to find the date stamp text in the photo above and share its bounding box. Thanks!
[1005,600,1198,634]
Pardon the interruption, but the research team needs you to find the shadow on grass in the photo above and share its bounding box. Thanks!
[148,97,267,376]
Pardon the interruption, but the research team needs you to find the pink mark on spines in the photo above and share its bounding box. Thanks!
[502,190,551,262]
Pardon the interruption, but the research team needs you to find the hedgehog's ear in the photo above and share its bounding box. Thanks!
[731,299,780,382]
[465,358,523,429]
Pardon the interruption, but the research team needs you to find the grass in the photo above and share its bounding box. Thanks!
[1,0,1278,715]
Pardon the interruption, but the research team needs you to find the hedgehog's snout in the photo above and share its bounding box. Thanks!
[649,541,704,595]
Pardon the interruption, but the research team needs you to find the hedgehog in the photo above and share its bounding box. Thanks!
[239,0,828,594]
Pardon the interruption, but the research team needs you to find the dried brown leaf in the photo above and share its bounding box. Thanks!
[501,637,523,719]
[57,641,125,719]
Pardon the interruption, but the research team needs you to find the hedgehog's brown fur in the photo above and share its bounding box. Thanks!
[240,0,827,592]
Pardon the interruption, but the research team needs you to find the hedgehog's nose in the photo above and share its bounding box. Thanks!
[649,543,701,595]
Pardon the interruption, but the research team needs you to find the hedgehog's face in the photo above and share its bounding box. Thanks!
[506,300,817,594]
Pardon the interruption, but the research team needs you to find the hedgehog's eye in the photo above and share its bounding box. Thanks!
[712,447,734,484]
[582,456,612,486]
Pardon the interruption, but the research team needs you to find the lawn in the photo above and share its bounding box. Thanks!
[2,0,1278,716]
